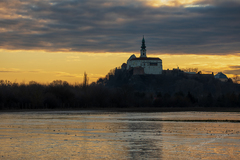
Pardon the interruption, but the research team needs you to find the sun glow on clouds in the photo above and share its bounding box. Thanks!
[0,0,239,54]
[145,0,201,7]
[0,0,240,83]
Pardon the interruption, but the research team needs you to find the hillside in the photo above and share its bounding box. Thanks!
[97,68,239,97]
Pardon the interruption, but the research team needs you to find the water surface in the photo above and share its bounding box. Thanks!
[0,111,240,159]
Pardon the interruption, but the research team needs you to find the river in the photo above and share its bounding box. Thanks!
[0,111,240,159]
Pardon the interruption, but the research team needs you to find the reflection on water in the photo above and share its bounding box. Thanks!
[0,111,240,159]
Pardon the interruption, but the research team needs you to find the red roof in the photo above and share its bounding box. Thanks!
[130,57,161,61]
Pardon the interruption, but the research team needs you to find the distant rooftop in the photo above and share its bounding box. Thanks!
[214,72,228,79]
[130,57,161,61]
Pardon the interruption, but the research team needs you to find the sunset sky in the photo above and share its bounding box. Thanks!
[1,0,240,84]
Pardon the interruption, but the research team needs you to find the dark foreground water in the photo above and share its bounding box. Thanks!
[0,111,240,159]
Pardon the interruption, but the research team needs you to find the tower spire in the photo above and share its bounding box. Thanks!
[141,36,146,49]
[140,36,147,57]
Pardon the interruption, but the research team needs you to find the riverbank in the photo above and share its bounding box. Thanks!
[1,107,240,113]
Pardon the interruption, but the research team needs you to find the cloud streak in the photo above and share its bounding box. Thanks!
[0,0,239,54]
[224,65,240,75]
[0,68,21,73]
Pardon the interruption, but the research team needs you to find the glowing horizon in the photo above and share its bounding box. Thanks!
[1,48,240,84]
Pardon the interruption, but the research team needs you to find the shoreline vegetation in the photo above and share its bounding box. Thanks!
[1,68,240,111]
[1,107,240,113]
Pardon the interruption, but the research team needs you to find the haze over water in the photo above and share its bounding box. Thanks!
[0,111,240,159]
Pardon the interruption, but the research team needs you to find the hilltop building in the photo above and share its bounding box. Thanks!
[214,72,228,82]
[126,37,162,75]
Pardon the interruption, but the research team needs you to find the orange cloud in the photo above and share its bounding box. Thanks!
[145,0,201,7]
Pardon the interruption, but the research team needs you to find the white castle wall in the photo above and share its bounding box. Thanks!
[127,59,162,74]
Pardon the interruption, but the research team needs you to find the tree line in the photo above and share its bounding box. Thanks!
[1,68,240,110]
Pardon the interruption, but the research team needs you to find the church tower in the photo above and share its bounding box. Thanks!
[140,36,147,58]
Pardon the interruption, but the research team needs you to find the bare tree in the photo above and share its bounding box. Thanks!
[83,72,89,87]
[232,74,239,84]
[182,68,198,73]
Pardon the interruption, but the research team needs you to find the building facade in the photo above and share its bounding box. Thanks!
[126,37,162,75]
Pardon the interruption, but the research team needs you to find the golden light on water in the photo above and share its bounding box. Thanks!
[1,112,240,159]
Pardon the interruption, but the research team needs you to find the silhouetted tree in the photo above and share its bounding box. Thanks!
[83,72,89,87]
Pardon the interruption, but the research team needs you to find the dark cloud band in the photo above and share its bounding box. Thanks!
[0,0,239,54]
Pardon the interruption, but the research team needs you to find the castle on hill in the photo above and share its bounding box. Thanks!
[122,36,162,75]
[121,37,228,82]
